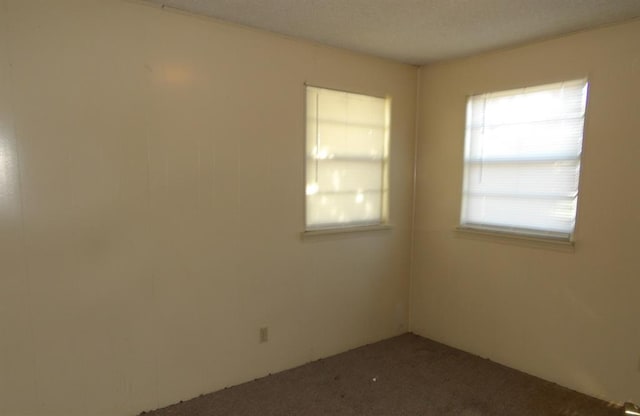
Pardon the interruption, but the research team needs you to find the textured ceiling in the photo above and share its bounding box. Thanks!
[144,0,640,64]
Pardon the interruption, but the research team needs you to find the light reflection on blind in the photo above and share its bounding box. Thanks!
[461,79,588,238]
[305,86,390,229]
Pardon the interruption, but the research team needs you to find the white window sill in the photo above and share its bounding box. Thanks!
[302,224,392,238]
[455,225,575,250]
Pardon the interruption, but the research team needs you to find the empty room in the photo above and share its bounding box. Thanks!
[0,1,639,415]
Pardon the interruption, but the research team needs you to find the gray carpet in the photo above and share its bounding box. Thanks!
[142,333,621,416]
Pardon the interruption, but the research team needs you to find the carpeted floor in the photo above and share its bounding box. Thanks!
[142,333,621,416]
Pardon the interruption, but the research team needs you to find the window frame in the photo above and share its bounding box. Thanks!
[458,79,589,244]
[303,84,391,234]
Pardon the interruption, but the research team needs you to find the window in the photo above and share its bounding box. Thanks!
[460,79,589,241]
[305,86,390,231]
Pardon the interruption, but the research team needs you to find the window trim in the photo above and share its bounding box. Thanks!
[456,224,575,246]
[454,225,576,252]
[302,223,392,238]
[303,83,391,232]
[458,78,589,243]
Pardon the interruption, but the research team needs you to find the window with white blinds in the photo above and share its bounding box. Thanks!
[460,79,589,240]
[305,86,390,230]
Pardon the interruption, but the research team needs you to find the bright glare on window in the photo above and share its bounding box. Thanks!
[460,79,589,240]
[305,86,390,230]
[0,133,16,216]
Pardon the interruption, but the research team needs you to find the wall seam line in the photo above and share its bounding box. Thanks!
[407,66,422,333]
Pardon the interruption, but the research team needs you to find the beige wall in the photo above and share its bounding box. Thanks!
[0,1,417,415]
[3,0,638,414]
[412,19,640,404]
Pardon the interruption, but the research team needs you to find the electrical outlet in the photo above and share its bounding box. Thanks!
[259,327,268,343]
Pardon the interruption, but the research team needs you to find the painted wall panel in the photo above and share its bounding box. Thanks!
[412,19,640,405]
[0,1,416,415]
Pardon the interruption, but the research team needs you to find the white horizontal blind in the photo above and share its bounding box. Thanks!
[461,79,589,239]
[305,86,389,229]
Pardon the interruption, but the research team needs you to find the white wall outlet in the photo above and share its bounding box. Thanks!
[259,327,268,343]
